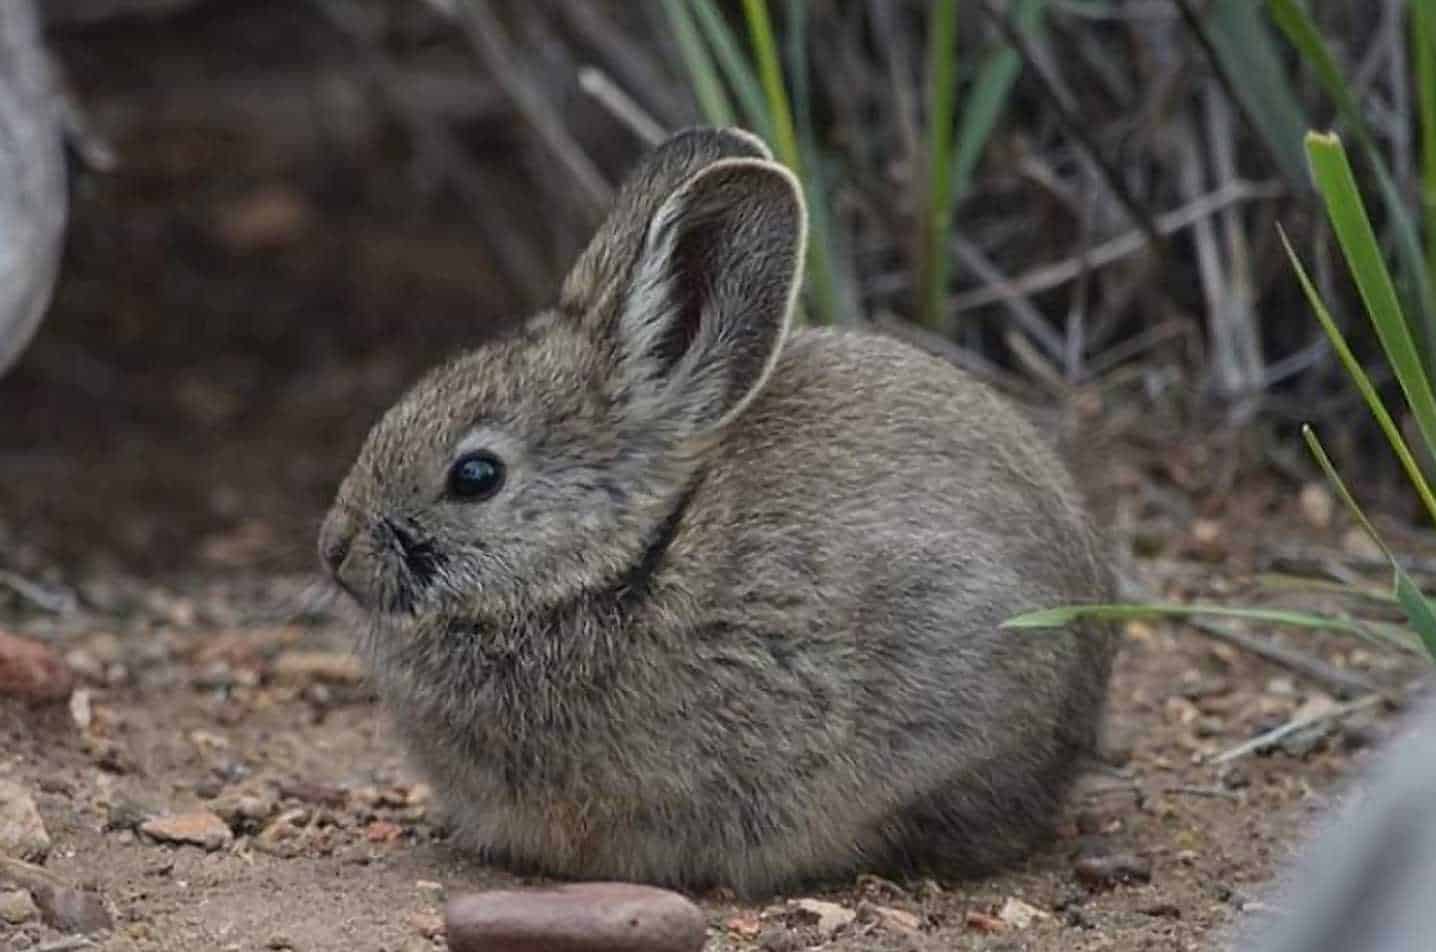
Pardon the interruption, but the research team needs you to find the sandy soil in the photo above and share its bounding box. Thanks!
[0,550,1421,952]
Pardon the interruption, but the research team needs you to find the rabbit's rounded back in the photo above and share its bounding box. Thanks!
[320,127,1115,896]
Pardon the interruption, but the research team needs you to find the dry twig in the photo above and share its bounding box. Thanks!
[1209,694,1387,766]
[437,0,613,216]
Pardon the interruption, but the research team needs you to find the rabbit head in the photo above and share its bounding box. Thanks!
[318,128,807,621]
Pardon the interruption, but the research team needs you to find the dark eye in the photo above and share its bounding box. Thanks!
[447,452,505,501]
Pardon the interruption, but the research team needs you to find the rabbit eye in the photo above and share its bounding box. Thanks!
[448,451,505,501]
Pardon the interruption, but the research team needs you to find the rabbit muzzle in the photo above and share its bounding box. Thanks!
[318,506,368,607]
[320,505,448,615]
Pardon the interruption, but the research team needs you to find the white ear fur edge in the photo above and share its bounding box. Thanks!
[626,155,808,432]
[718,127,775,162]
[709,157,807,430]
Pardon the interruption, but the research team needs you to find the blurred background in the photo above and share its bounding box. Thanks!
[0,0,1428,581]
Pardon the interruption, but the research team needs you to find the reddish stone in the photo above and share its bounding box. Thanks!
[446,882,706,952]
[0,630,73,703]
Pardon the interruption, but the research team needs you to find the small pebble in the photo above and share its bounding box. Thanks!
[0,630,74,703]
[788,898,855,937]
[724,912,761,938]
[871,904,922,934]
[271,651,364,685]
[408,909,444,939]
[1219,764,1251,790]
[276,779,349,808]
[1073,851,1153,889]
[964,910,1005,933]
[253,812,305,859]
[446,882,706,952]
[757,925,800,952]
[1195,716,1225,738]
[1279,722,1334,759]
[1180,675,1231,700]
[365,820,403,843]
[0,780,51,861]
[141,810,234,851]
[997,897,1049,929]
[105,795,159,832]
[0,887,38,924]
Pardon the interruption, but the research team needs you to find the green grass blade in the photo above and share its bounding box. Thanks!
[740,0,840,325]
[1267,0,1368,145]
[1197,0,1310,185]
[1306,132,1436,459]
[1416,2,1436,287]
[1370,154,1436,371]
[661,0,735,126]
[1257,573,1399,606]
[1304,425,1436,662]
[1394,571,1436,661]
[784,0,855,324]
[1271,0,1436,371]
[1003,602,1355,630]
[689,0,772,138]
[1279,225,1436,525]
[950,0,1047,199]
[917,0,959,330]
[1302,425,1394,558]
[784,0,812,162]
[741,0,800,168]
[1002,601,1415,652]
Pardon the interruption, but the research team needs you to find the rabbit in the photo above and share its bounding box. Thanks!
[318,126,1117,897]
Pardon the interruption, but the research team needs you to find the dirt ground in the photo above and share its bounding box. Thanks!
[4,7,1434,951]
[3,473,1430,952]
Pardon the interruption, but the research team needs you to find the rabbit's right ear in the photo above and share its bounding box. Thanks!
[607,157,807,433]
[561,127,771,317]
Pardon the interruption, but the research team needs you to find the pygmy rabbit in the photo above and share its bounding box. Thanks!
[319,127,1116,896]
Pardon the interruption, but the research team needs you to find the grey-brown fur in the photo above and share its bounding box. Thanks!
[319,127,1117,896]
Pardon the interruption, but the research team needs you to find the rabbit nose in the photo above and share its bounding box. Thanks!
[318,509,356,578]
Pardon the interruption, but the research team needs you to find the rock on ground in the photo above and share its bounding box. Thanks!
[140,810,234,851]
[0,779,50,861]
[446,882,706,952]
[0,886,38,923]
[0,630,74,703]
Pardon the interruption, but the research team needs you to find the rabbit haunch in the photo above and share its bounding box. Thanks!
[320,127,1117,895]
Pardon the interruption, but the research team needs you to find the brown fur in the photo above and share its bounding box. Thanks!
[319,127,1117,897]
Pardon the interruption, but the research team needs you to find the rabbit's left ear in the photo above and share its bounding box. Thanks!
[614,157,807,432]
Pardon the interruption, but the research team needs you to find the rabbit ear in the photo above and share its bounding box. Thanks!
[561,127,772,317]
[613,156,807,432]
